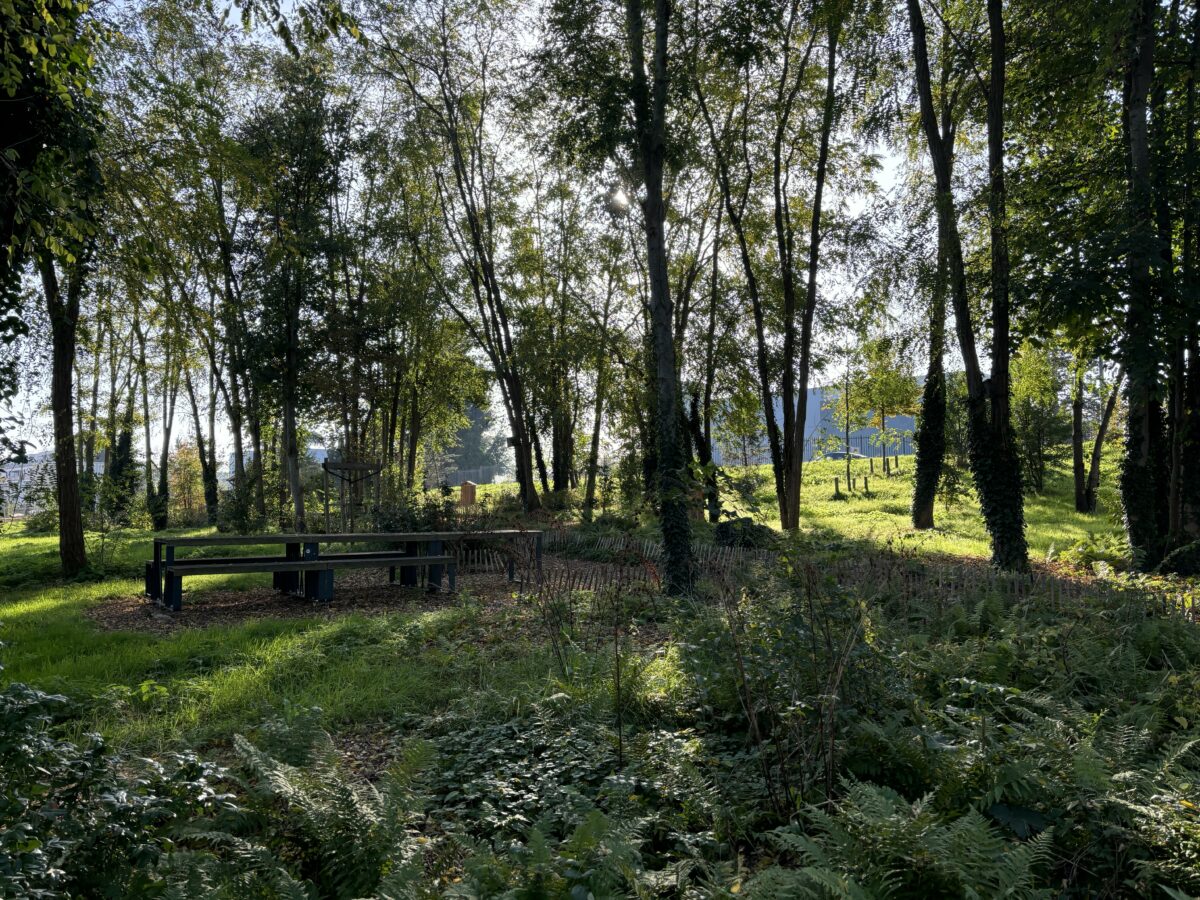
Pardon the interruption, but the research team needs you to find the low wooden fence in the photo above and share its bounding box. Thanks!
[535,526,1199,623]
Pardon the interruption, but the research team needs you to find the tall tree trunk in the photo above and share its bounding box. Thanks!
[136,322,157,523]
[1121,0,1165,568]
[701,207,722,523]
[981,0,1028,570]
[1086,368,1124,513]
[39,254,87,576]
[406,387,421,490]
[784,16,840,530]
[156,359,178,531]
[1181,10,1200,538]
[1072,364,1087,512]
[583,279,615,522]
[185,370,219,524]
[625,0,693,593]
[912,246,947,529]
[908,0,1027,570]
[283,305,305,532]
[533,423,551,495]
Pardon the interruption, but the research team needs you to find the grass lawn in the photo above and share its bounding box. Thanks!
[788,456,1122,560]
[0,455,1123,753]
[0,530,554,751]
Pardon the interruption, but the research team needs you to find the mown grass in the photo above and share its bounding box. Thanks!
[787,456,1122,560]
[0,529,553,752]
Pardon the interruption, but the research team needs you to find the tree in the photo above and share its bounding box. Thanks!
[821,342,872,489]
[855,337,920,475]
[906,0,1028,571]
[537,0,694,591]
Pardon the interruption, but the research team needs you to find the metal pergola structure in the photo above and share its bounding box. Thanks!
[321,459,383,533]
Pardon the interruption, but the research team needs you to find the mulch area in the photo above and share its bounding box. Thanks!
[83,546,1122,639]
[84,555,639,636]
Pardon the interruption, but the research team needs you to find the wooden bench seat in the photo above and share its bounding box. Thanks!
[161,549,432,568]
[160,553,456,610]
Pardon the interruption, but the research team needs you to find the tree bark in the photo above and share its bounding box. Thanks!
[784,16,840,530]
[1072,364,1087,512]
[912,245,947,529]
[185,370,219,524]
[1086,368,1124,513]
[39,254,87,575]
[583,276,615,522]
[908,0,1028,570]
[625,0,693,594]
[1121,0,1165,568]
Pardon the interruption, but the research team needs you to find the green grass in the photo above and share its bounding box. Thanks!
[0,452,1123,753]
[784,456,1122,560]
[0,530,552,752]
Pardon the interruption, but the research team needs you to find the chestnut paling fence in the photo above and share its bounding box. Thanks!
[482,526,1200,624]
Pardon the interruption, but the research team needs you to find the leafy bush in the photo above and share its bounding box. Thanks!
[0,676,236,899]
[1055,531,1133,572]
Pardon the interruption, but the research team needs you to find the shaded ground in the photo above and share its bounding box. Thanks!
[85,554,642,636]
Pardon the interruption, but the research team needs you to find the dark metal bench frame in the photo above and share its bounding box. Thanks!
[146,531,542,611]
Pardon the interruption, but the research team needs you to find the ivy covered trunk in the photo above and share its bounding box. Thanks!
[908,0,1027,570]
[911,270,945,529]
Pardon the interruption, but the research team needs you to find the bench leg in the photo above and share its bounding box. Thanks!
[400,541,419,587]
[164,572,182,611]
[448,562,457,594]
[428,539,443,593]
[304,569,333,602]
[388,565,396,584]
[277,543,301,594]
[145,561,160,600]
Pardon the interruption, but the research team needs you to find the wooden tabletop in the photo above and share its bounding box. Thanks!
[153,530,537,547]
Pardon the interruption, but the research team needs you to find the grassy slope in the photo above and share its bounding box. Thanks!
[787,457,1121,560]
[0,456,1122,752]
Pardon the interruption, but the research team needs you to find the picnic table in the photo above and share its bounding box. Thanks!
[145,530,543,611]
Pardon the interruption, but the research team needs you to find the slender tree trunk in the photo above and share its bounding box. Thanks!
[136,323,157,523]
[406,387,421,490]
[1086,368,1124,513]
[533,423,551,495]
[625,0,692,593]
[39,254,87,575]
[784,17,840,530]
[1072,364,1087,512]
[701,208,722,523]
[583,280,614,522]
[283,303,305,532]
[156,361,178,531]
[185,370,219,524]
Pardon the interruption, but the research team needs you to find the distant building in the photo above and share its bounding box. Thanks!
[711,386,916,466]
[221,445,331,486]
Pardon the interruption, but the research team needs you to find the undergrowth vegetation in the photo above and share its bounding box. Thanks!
[2,462,1194,896]
[4,547,1200,897]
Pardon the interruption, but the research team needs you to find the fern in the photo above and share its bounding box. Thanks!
[755,781,1053,899]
